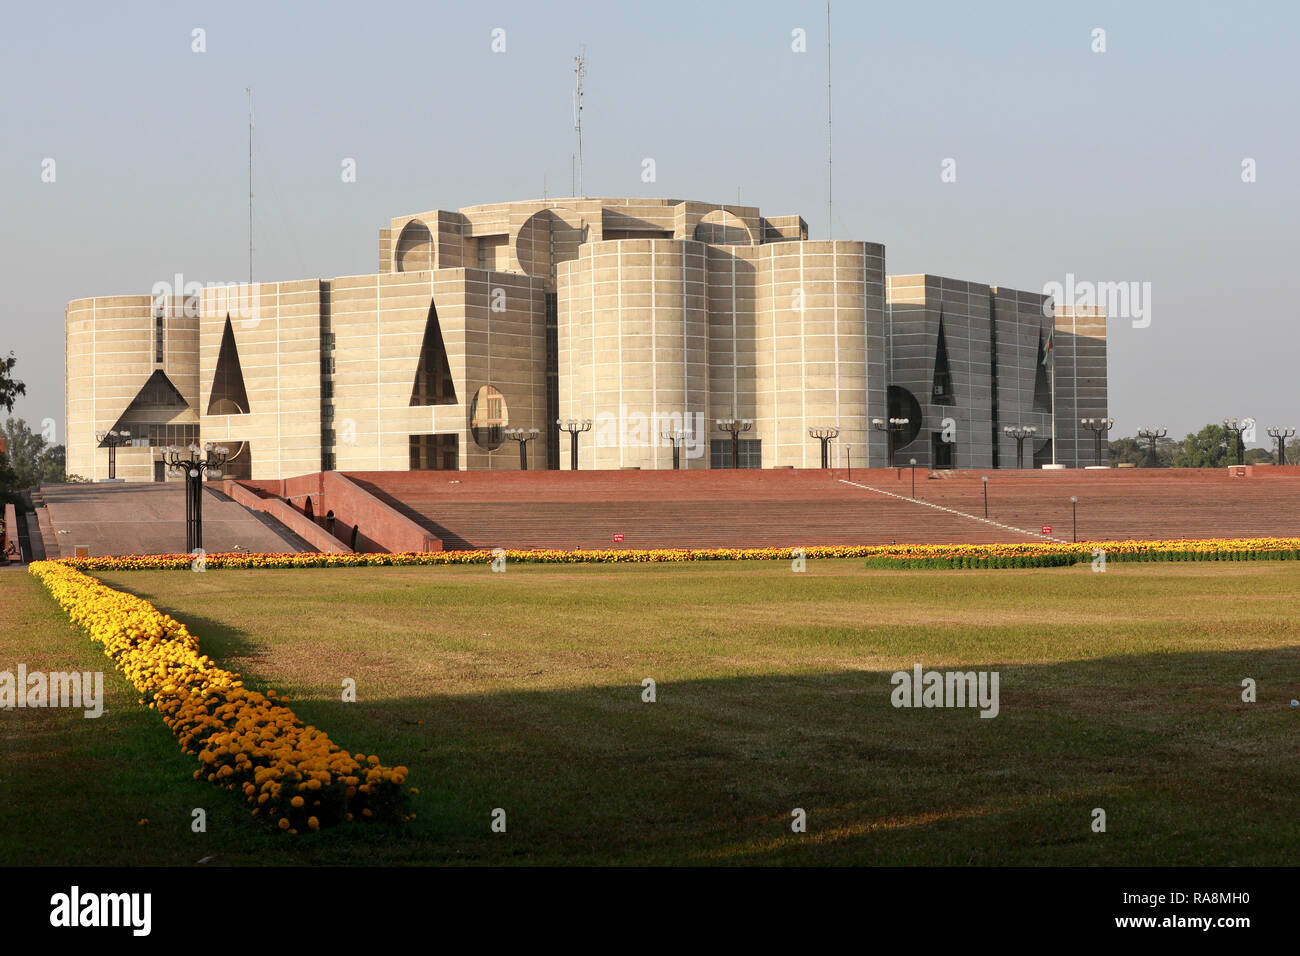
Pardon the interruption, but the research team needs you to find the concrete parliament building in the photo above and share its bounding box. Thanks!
[65,195,1108,482]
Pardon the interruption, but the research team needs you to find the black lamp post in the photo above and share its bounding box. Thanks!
[504,427,540,470]
[162,442,229,553]
[808,425,839,469]
[660,427,691,470]
[557,418,592,470]
[981,475,988,517]
[1136,426,1167,467]
[716,417,753,469]
[1070,495,1078,543]
[909,458,918,498]
[1222,417,1255,466]
[1080,417,1115,466]
[872,417,909,467]
[1266,425,1295,466]
[1003,424,1036,469]
[95,428,131,480]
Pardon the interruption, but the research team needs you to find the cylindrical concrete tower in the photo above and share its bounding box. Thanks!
[557,239,709,469]
[754,240,888,469]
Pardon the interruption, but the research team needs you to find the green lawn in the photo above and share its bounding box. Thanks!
[3,559,1298,865]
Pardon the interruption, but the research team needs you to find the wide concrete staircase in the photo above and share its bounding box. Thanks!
[343,467,1300,551]
[33,482,316,557]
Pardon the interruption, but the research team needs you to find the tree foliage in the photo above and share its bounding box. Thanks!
[1109,424,1274,469]
[2,418,77,491]
[1109,434,1180,468]
[0,352,25,414]
[1173,424,1235,468]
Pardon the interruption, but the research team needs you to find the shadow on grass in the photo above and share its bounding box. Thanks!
[267,646,1300,866]
[10,568,1299,865]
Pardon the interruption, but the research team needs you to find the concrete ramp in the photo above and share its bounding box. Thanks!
[38,482,314,557]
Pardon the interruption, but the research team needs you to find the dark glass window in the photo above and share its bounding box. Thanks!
[932,318,955,405]
[710,438,762,469]
[409,434,459,470]
[545,293,559,469]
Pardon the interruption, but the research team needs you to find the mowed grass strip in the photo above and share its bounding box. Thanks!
[9,560,1300,865]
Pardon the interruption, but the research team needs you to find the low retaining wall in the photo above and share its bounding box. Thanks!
[222,481,351,554]
[226,473,441,554]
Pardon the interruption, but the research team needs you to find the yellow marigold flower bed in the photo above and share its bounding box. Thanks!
[28,561,412,833]
[54,537,1300,571]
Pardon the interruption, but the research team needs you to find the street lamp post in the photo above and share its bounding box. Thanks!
[808,425,840,469]
[1136,426,1167,467]
[1080,417,1115,467]
[95,429,131,480]
[1222,417,1255,466]
[504,427,540,470]
[909,458,917,498]
[161,443,229,553]
[660,427,692,470]
[1266,425,1295,466]
[1003,424,1037,469]
[716,418,753,469]
[982,475,988,517]
[1070,495,1078,543]
[557,419,592,471]
[871,417,910,467]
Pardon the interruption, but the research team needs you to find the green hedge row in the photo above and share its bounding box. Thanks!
[864,548,1300,570]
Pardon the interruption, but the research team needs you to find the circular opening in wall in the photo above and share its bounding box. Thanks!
[887,386,924,447]
[469,385,508,450]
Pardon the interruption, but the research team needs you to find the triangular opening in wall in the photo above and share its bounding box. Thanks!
[102,370,198,444]
[1033,328,1052,412]
[931,312,955,404]
[410,298,457,406]
[207,315,251,415]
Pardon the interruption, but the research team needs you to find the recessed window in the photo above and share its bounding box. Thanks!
[410,434,459,470]
[710,439,762,469]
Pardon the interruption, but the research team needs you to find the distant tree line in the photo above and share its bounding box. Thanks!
[1,352,86,503]
[1110,423,1299,468]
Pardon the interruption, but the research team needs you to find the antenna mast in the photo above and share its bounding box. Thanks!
[246,87,254,285]
[573,48,586,196]
[826,2,833,240]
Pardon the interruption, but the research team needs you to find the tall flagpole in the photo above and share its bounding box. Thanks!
[826,1,833,240]
[246,88,254,285]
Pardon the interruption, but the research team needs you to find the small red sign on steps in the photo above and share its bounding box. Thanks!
[613,533,624,543]
[1041,526,1052,535]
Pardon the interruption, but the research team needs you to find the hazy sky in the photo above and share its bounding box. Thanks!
[2,0,1296,446]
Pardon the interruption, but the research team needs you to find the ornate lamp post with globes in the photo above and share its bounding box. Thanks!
[716,417,753,469]
[1136,426,1167,467]
[871,417,909,467]
[95,428,131,480]
[161,442,229,553]
[1266,425,1295,466]
[1080,417,1115,467]
[557,419,592,471]
[1003,424,1036,470]
[660,426,692,470]
[504,427,540,471]
[1222,417,1255,466]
